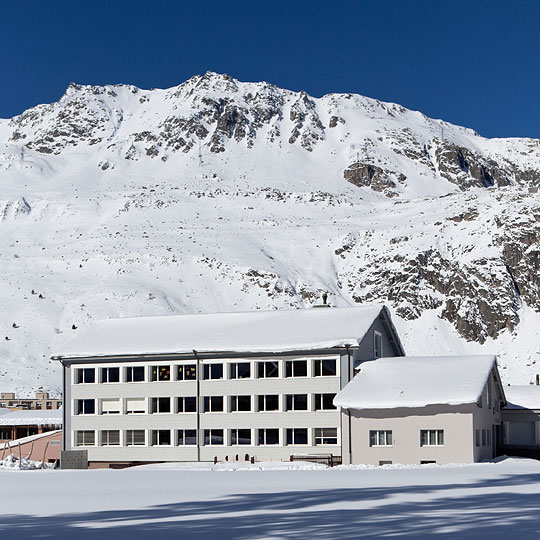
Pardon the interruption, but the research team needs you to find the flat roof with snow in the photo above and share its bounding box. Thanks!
[53,305,398,360]
[334,355,499,410]
[0,409,62,426]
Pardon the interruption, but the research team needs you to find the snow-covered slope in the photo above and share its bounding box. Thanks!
[1,71,540,394]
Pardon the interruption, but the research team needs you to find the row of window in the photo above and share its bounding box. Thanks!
[75,427,339,447]
[75,358,338,384]
[75,393,337,415]
[369,430,445,447]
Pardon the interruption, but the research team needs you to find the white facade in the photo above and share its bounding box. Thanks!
[67,354,344,464]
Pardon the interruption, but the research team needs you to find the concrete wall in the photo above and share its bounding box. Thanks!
[342,404,475,465]
[343,370,503,465]
[66,353,343,463]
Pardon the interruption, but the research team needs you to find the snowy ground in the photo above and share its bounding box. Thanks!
[1,458,540,538]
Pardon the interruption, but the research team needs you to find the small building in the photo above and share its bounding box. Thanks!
[0,409,62,443]
[500,385,540,458]
[52,305,405,468]
[334,355,505,465]
[1,430,62,465]
[0,392,62,411]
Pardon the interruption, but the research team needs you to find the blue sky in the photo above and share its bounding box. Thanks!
[1,0,539,138]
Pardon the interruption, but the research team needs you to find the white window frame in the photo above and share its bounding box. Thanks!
[314,393,337,411]
[177,364,197,381]
[100,398,121,415]
[257,394,280,412]
[229,362,251,380]
[257,361,279,378]
[204,429,224,446]
[285,359,308,378]
[75,368,95,384]
[177,396,197,413]
[369,430,392,447]
[230,395,251,412]
[177,429,197,446]
[420,429,444,447]
[125,429,145,446]
[313,358,338,377]
[230,428,252,446]
[125,366,145,383]
[76,399,95,415]
[150,365,172,382]
[75,430,95,446]
[285,428,308,446]
[203,363,224,380]
[101,430,120,446]
[286,394,308,411]
[125,398,146,414]
[151,429,172,446]
[203,396,224,413]
[314,428,338,445]
[258,428,280,446]
[100,366,120,384]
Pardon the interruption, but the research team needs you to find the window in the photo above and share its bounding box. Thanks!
[177,364,197,381]
[151,365,171,382]
[258,395,279,412]
[0,428,11,439]
[125,398,146,414]
[374,332,382,358]
[420,429,444,447]
[286,428,308,445]
[258,428,279,445]
[203,364,223,380]
[258,361,279,378]
[177,396,197,413]
[476,429,481,447]
[230,395,251,412]
[101,398,121,414]
[46,402,52,410]
[178,429,197,446]
[487,430,491,446]
[231,429,251,445]
[151,397,171,414]
[76,431,95,446]
[486,379,491,408]
[101,367,120,383]
[285,360,307,377]
[313,359,337,377]
[76,399,95,415]
[126,366,145,382]
[315,428,338,445]
[151,430,171,446]
[101,430,120,446]
[369,430,392,447]
[204,429,224,445]
[314,393,337,410]
[203,396,224,412]
[482,429,486,446]
[76,368,95,384]
[57,402,62,409]
[126,430,145,446]
[286,394,308,411]
[230,362,251,379]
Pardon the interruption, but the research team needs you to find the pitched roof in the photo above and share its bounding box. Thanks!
[504,385,540,410]
[334,355,498,409]
[53,305,396,360]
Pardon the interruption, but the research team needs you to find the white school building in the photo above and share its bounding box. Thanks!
[52,305,404,467]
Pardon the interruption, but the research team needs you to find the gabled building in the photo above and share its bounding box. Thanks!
[52,305,404,468]
[334,355,505,465]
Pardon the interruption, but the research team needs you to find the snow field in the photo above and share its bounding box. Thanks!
[0,458,539,538]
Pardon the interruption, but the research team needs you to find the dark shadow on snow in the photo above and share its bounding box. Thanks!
[2,473,540,539]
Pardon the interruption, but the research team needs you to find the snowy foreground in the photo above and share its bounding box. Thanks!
[1,458,540,539]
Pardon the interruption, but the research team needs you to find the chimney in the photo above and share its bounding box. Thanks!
[313,292,331,308]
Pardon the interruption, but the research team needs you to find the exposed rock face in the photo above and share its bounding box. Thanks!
[2,71,540,391]
[343,162,404,197]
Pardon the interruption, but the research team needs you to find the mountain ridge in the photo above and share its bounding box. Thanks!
[1,72,539,395]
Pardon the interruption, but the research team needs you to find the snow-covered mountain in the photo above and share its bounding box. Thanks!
[1,71,540,395]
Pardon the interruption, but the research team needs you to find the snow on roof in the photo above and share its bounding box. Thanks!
[334,355,497,410]
[0,409,62,426]
[53,305,389,359]
[1,430,61,449]
[504,385,540,410]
